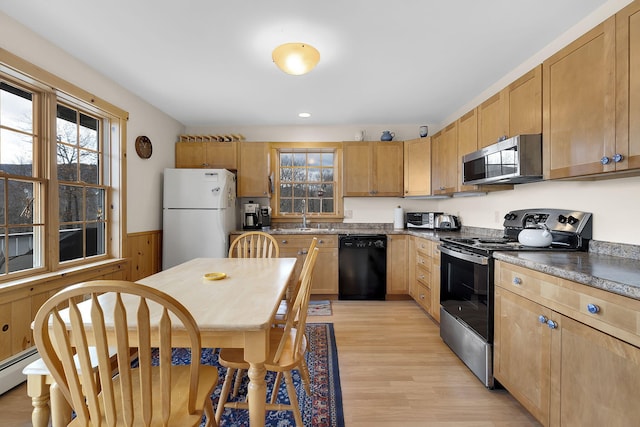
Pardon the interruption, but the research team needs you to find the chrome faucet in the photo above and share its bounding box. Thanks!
[301,199,308,228]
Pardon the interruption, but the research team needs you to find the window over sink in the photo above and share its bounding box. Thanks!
[271,143,343,220]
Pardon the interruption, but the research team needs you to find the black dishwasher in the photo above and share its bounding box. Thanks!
[338,234,387,300]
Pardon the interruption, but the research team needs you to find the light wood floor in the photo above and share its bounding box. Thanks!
[0,300,540,426]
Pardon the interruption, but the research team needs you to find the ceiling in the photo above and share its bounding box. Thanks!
[0,0,613,127]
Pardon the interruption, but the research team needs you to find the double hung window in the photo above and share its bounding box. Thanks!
[0,61,123,280]
[272,145,343,220]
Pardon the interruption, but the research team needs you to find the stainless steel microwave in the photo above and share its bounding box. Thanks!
[462,134,542,185]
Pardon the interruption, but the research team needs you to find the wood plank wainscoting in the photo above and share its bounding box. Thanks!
[126,230,163,281]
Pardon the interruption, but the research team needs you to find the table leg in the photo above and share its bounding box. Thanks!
[244,330,269,427]
[247,362,267,427]
[26,374,49,427]
[50,382,72,427]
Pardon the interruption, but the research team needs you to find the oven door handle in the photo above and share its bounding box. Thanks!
[439,245,489,265]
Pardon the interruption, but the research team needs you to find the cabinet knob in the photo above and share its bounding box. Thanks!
[419,274,425,280]
[298,249,308,255]
[420,293,425,300]
[538,315,548,324]
[600,156,610,165]
[513,277,522,285]
[613,153,624,163]
[318,239,323,244]
[547,319,558,329]
[281,240,288,244]
[587,303,600,314]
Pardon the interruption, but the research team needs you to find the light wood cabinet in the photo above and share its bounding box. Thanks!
[386,234,408,295]
[542,17,617,179]
[0,260,128,363]
[238,142,270,197]
[175,141,238,170]
[230,233,338,295]
[431,123,457,195]
[508,65,542,137]
[343,141,403,196]
[478,92,508,149]
[431,243,441,322]
[616,0,640,171]
[276,234,338,295]
[408,236,439,319]
[478,65,542,150]
[403,137,431,197]
[494,286,553,424]
[494,260,640,426]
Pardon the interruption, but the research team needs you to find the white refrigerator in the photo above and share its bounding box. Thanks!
[162,168,237,270]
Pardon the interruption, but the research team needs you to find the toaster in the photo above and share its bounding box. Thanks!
[434,214,460,230]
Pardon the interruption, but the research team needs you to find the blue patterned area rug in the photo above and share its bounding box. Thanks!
[163,323,344,427]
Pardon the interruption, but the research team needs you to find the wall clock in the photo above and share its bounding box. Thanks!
[135,135,153,159]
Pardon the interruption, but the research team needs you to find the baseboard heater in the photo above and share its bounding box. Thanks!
[0,347,40,395]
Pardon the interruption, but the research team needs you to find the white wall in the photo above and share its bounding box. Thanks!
[0,12,184,233]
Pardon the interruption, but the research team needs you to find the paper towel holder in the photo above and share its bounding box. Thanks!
[393,205,404,230]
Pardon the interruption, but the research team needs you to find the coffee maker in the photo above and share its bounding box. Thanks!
[243,201,261,230]
[260,206,271,230]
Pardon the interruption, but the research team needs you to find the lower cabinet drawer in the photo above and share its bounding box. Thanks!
[414,281,431,312]
[496,260,640,349]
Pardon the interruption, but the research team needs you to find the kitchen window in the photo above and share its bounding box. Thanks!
[0,56,126,281]
[272,144,343,220]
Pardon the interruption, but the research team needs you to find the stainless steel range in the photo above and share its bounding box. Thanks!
[438,208,593,388]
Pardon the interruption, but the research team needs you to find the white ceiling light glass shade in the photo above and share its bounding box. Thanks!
[272,43,320,75]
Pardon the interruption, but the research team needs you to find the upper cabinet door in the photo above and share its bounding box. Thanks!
[508,65,542,137]
[478,92,508,149]
[175,141,238,170]
[343,141,373,196]
[238,142,270,197]
[374,142,403,196]
[543,17,616,179]
[457,109,479,192]
[431,123,457,195]
[403,137,431,197]
[616,0,640,171]
[343,141,403,196]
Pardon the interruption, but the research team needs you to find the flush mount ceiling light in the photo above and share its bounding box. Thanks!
[272,42,320,75]
[298,112,311,118]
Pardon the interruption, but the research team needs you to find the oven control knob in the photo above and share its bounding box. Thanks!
[547,319,558,329]
[504,213,517,221]
[587,303,600,314]
[558,214,567,224]
[538,315,548,324]
[567,215,579,225]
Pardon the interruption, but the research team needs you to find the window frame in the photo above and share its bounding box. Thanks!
[270,142,343,222]
[0,48,127,282]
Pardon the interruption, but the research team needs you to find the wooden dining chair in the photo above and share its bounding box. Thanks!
[229,237,318,399]
[215,247,320,426]
[32,280,219,427]
[228,231,280,258]
[275,237,318,325]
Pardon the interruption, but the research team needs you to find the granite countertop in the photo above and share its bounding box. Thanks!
[232,225,640,301]
[493,251,640,301]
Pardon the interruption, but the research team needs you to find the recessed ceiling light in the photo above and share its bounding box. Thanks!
[298,112,311,118]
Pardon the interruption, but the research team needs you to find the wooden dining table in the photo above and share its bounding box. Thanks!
[27,257,296,427]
